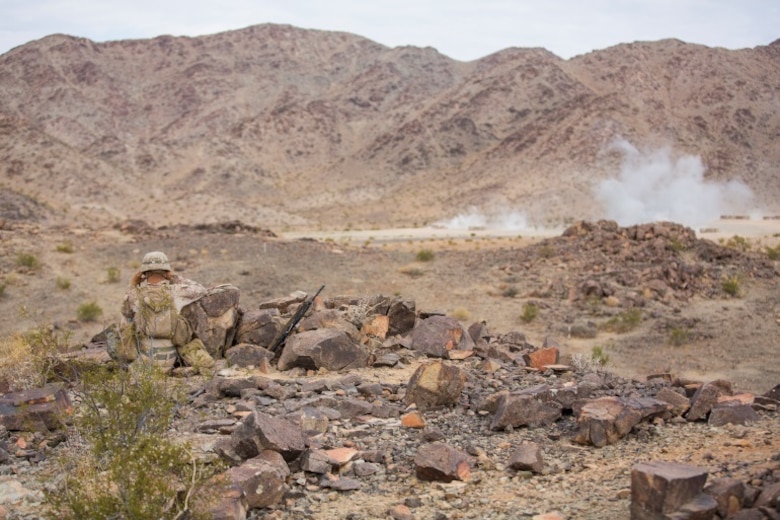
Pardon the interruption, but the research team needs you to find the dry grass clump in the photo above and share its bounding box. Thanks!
[0,321,68,391]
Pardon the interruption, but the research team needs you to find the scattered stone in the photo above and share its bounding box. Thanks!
[230,411,308,462]
[224,343,273,368]
[575,396,671,447]
[490,385,562,431]
[523,347,559,370]
[410,315,475,358]
[708,403,760,427]
[655,387,691,417]
[404,361,467,411]
[278,328,369,371]
[401,410,426,429]
[226,450,290,509]
[0,383,73,431]
[631,461,715,519]
[414,443,471,483]
[703,477,746,519]
[508,442,544,474]
[686,379,733,422]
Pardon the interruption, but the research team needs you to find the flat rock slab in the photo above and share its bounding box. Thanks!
[0,384,73,431]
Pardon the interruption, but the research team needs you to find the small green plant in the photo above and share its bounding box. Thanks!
[537,245,555,259]
[106,266,121,283]
[416,249,435,262]
[721,276,742,297]
[765,246,780,261]
[398,265,424,278]
[669,238,686,252]
[45,364,225,519]
[726,235,751,252]
[520,302,539,323]
[590,345,610,366]
[76,301,103,322]
[451,307,471,321]
[668,327,689,346]
[15,252,40,270]
[56,277,71,290]
[601,309,642,333]
[0,311,71,390]
[55,242,75,253]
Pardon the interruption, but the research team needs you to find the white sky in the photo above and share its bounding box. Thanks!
[1,0,778,61]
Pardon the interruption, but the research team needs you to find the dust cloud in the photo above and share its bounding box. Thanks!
[594,139,755,227]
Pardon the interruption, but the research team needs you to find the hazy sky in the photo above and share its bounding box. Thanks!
[1,0,778,60]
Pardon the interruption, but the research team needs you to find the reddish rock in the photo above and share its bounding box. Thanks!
[226,450,290,509]
[277,328,369,371]
[523,347,559,370]
[575,396,671,447]
[410,315,475,358]
[708,403,760,427]
[404,361,467,411]
[686,379,733,422]
[704,477,746,518]
[230,411,308,462]
[631,461,711,518]
[490,385,562,431]
[401,410,426,428]
[508,442,544,474]
[414,443,471,482]
[655,387,691,417]
[0,384,73,431]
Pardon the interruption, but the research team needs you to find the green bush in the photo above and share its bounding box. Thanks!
[45,365,225,519]
[590,345,610,366]
[502,286,519,298]
[16,252,40,270]
[56,277,71,290]
[726,235,750,252]
[520,302,538,323]
[722,276,741,297]
[55,242,75,253]
[601,309,642,333]
[416,249,435,262]
[106,267,121,283]
[668,327,689,346]
[76,301,103,322]
[765,246,779,261]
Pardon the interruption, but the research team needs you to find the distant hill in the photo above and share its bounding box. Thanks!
[0,24,778,230]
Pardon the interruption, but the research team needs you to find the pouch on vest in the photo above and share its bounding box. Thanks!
[135,283,178,340]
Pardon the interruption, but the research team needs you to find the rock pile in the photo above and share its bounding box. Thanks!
[0,287,778,519]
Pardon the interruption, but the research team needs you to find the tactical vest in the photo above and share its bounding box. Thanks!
[134,282,179,368]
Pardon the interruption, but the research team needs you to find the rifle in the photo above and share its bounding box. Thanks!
[268,285,325,354]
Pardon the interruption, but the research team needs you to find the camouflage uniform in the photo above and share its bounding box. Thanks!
[119,251,215,370]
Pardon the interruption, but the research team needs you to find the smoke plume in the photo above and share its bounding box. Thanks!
[594,140,754,227]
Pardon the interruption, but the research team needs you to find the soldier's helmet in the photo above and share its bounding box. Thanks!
[140,251,171,273]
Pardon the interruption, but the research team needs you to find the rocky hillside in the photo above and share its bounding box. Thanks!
[0,25,779,229]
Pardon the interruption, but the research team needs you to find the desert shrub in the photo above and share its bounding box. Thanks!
[45,364,224,519]
[668,327,689,346]
[765,245,780,261]
[0,280,5,297]
[721,276,742,297]
[16,252,41,270]
[76,301,103,322]
[601,309,642,333]
[106,266,121,283]
[56,277,71,290]
[726,235,751,252]
[398,265,424,278]
[450,307,471,321]
[668,238,686,252]
[537,245,555,259]
[520,302,538,323]
[416,249,435,262]
[502,286,518,298]
[55,242,75,253]
[590,345,610,366]
[0,318,70,390]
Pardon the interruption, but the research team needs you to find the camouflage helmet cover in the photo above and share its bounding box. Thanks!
[140,251,171,273]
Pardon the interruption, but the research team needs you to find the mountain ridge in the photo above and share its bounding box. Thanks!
[1,24,778,230]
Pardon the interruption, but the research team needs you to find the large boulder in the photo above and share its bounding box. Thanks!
[277,329,369,372]
[234,309,279,347]
[181,284,241,357]
[404,361,467,411]
[410,315,475,358]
